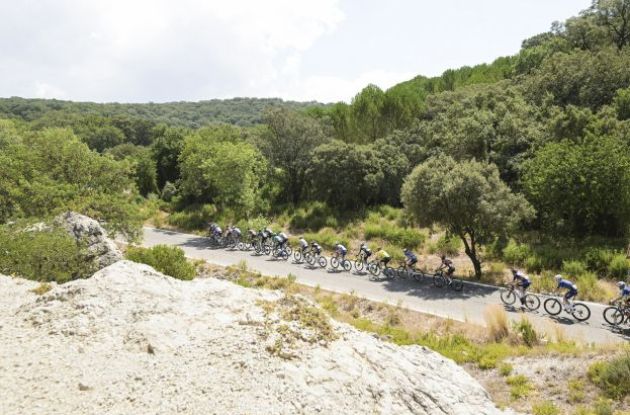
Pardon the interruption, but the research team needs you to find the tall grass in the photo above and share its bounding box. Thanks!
[484,305,509,341]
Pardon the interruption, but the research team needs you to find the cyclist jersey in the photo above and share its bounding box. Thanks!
[335,244,347,255]
[621,286,630,297]
[360,246,372,256]
[442,258,454,269]
[312,244,322,254]
[513,271,530,283]
[299,238,308,249]
[232,227,241,236]
[404,251,417,261]
[278,232,288,242]
[214,227,222,235]
[376,250,390,260]
[558,279,577,291]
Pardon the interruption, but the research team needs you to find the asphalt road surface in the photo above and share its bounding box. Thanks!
[142,227,629,345]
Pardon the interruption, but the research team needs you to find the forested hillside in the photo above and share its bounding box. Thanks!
[0,97,324,128]
[2,0,630,287]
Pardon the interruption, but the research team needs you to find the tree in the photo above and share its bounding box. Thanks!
[179,130,267,216]
[401,155,534,278]
[592,0,630,50]
[151,125,187,189]
[258,107,328,204]
[522,136,630,236]
[351,84,386,142]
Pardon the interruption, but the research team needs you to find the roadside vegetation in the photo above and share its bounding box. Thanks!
[205,260,630,415]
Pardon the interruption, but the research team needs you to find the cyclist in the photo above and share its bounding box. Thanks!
[510,268,531,307]
[375,247,391,268]
[311,241,322,256]
[247,228,257,240]
[298,236,309,254]
[439,254,455,278]
[554,274,578,311]
[260,227,273,244]
[359,242,372,261]
[403,248,417,269]
[273,231,288,251]
[333,242,348,261]
[610,281,630,306]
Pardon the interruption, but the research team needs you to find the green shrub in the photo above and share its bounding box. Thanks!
[168,204,217,230]
[364,222,426,249]
[513,317,539,347]
[428,235,462,256]
[499,362,513,376]
[584,248,615,276]
[608,254,629,279]
[126,245,196,280]
[568,379,586,403]
[563,260,588,277]
[289,202,338,231]
[592,398,613,415]
[587,354,630,400]
[506,374,532,399]
[0,224,95,283]
[502,240,531,265]
[576,272,606,302]
[525,255,544,273]
[303,227,349,251]
[531,401,560,415]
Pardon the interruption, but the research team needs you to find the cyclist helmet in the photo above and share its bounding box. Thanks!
[403,248,409,254]
[554,274,562,282]
[618,281,626,289]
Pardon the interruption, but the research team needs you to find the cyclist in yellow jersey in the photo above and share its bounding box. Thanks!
[375,247,391,267]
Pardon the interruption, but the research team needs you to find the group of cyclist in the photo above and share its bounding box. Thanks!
[209,222,457,276]
[509,267,630,312]
[209,222,630,311]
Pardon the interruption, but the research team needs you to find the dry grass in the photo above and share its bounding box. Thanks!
[30,282,52,295]
[484,304,510,341]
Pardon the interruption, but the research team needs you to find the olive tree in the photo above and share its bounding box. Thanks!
[401,155,534,278]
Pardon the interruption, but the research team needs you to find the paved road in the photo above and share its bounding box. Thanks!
[142,227,629,345]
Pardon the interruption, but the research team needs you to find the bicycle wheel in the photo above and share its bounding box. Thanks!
[279,250,289,261]
[368,262,380,277]
[318,256,327,268]
[431,273,444,288]
[285,246,292,257]
[263,245,272,255]
[330,257,339,269]
[571,303,591,322]
[293,250,303,263]
[383,267,395,280]
[450,277,464,292]
[543,298,562,316]
[342,259,352,272]
[524,294,541,311]
[305,253,315,266]
[397,266,408,279]
[354,259,364,272]
[603,306,624,326]
[500,289,516,305]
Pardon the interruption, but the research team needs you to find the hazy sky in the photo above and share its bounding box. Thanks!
[0,0,591,103]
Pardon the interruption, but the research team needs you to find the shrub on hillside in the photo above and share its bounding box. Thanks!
[584,247,615,276]
[168,204,217,230]
[502,240,530,266]
[428,235,462,256]
[0,224,94,283]
[303,228,349,251]
[125,245,195,280]
[608,254,629,279]
[289,202,338,231]
[562,260,587,277]
[364,222,426,249]
[588,354,630,400]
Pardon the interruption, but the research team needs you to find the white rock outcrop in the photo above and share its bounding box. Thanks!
[54,211,122,268]
[0,261,512,415]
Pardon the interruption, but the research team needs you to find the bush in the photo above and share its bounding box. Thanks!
[168,204,217,230]
[484,305,509,341]
[562,260,587,277]
[525,255,544,273]
[506,374,532,400]
[303,227,349,251]
[587,354,630,400]
[584,247,615,276]
[0,224,95,283]
[126,245,196,280]
[428,234,462,256]
[608,254,629,279]
[513,317,539,347]
[576,272,607,302]
[502,240,531,265]
[364,221,426,249]
[289,202,338,231]
[499,363,513,377]
[531,401,560,415]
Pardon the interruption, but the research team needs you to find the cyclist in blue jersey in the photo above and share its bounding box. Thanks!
[554,274,578,311]
[611,281,630,306]
[333,242,347,261]
[403,248,417,269]
[511,268,531,307]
